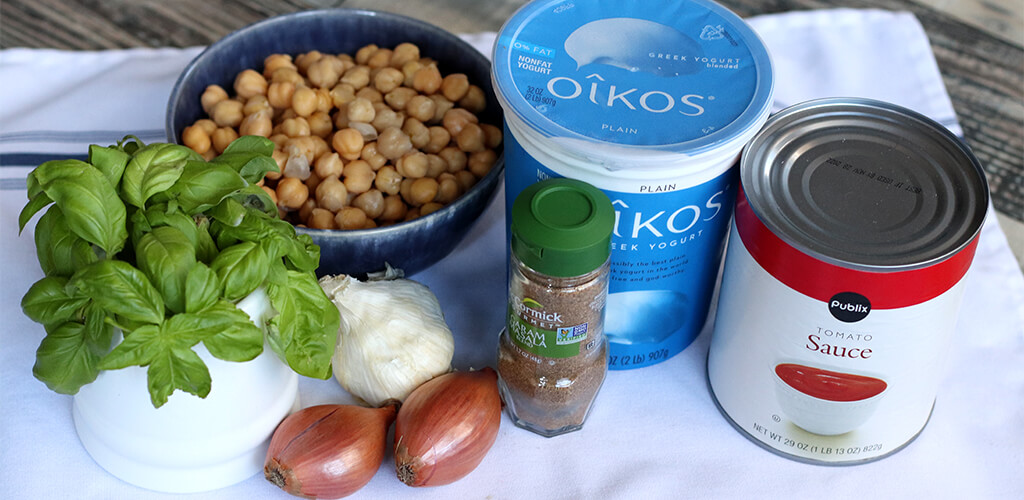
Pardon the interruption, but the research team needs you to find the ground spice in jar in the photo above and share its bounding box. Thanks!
[496,178,614,437]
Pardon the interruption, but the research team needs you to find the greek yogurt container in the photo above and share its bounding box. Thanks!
[492,0,774,369]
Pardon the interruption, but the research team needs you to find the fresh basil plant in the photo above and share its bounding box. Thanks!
[19,135,339,407]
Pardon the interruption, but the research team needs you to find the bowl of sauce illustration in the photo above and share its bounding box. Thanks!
[773,363,888,436]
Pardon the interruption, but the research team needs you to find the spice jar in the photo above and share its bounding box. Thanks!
[497,178,614,437]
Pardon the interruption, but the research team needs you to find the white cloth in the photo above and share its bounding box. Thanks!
[2,9,1023,499]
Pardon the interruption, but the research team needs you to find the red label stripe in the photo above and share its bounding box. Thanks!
[734,189,978,309]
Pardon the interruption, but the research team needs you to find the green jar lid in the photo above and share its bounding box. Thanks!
[511,178,614,277]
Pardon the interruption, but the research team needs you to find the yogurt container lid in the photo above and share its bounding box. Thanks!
[492,0,773,165]
[740,98,990,271]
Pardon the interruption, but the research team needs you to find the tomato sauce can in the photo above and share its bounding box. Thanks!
[707,98,989,464]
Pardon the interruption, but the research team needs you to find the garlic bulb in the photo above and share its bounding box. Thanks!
[320,273,454,406]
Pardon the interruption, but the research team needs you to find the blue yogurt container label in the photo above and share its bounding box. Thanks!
[493,0,773,369]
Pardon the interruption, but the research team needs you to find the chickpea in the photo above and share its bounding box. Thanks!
[315,177,349,212]
[306,208,336,229]
[374,166,403,195]
[210,99,244,128]
[400,95,433,123]
[292,87,318,117]
[343,159,375,194]
[425,154,448,178]
[262,54,296,78]
[261,184,279,205]
[276,177,309,210]
[340,65,371,90]
[384,87,418,111]
[401,60,423,87]
[420,202,443,216]
[200,149,217,161]
[442,108,478,137]
[354,44,379,65]
[390,43,420,69]
[355,86,383,104]
[308,111,334,138]
[234,69,268,99]
[335,206,367,230]
[423,126,451,154]
[279,116,311,138]
[270,67,304,86]
[297,198,317,224]
[294,50,323,74]
[408,177,439,206]
[352,189,385,219]
[376,127,413,160]
[304,170,322,192]
[412,64,443,94]
[371,107,404,132]
[277,108,298,122]
[212,127,239,154]
[360,142,388,170]
[267,81,296,109]
[307,56,344,89]
[399,178,415,205]
[332,128,364,161]
[182,124,211,154]
[379,194,408,221]
[329,82,356,108]
[436,176,460,203]
[396,151,428,179]
[333,105,350,130]
[455,169,477,192]
[468,149,497,178]
[315,88,333,113]
[346,97,376,123]
[402,118,430,149]
[310,135,330,161]
[269,149,287,180]
[366,48,393,69]
[269,133,290,149]
[239,109,273,137]
[373,67,405,93]
[314,152,344,179]
[243,94,272,115]
[459,85,487,114]
[201,85,229,114]
[439,146,468,172]
[455,123,487,153]
[285,136,318,164]
[429,94,454,124]
[440,73,470,102]
[481,123,504,149]
[404,206,421,222]
[193,118,217,135]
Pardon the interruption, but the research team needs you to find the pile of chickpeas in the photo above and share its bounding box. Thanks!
[181,42,501,230]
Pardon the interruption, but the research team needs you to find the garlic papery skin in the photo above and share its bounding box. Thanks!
[320,274,455,407]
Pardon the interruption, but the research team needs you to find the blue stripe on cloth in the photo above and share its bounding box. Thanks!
[1,153,90,167]
[1,178,27,191]
[0,129,166,143]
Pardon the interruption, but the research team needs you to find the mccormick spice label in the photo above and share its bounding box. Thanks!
[707,99,989,464]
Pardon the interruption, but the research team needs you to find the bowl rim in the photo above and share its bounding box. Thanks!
[164,7,505,239]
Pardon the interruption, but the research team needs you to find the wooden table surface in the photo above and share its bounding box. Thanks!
[3,0,1022,234]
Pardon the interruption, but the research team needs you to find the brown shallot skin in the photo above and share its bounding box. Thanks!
[394,367,502,487]
[264,403,397,499]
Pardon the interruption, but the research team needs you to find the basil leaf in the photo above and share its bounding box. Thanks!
[169,161,248,214]
[201,300,263,362]
[88,144,130,188]
[121,143,197,208]
[136,226,197,314]
[208,196,248,228]
[194,216,219,264]
[70,260,165,325]
[98,324,159,370]
[184,262,221,313]
[32,306,114,395]
[21,276,89,326]
[210,241,269,302]
[34,206,98,277]
[147,346,211,408]
[221,135,275,157]
[227,184,278,216]
[18,191,52,233]
[29,159,127,256]
[265,270,338,379]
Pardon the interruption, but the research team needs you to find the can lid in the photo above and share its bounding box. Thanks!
[741,98,990,271]
[492,0,773,167]
[511,178,614,277]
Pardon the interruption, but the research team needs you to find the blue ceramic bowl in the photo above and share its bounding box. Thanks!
[166,9,503,277]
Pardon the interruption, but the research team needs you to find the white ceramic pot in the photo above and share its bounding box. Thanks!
[72,288,300,493]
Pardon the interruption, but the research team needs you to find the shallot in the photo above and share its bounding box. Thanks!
[394,367,502,487]
[264,403,396,499]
